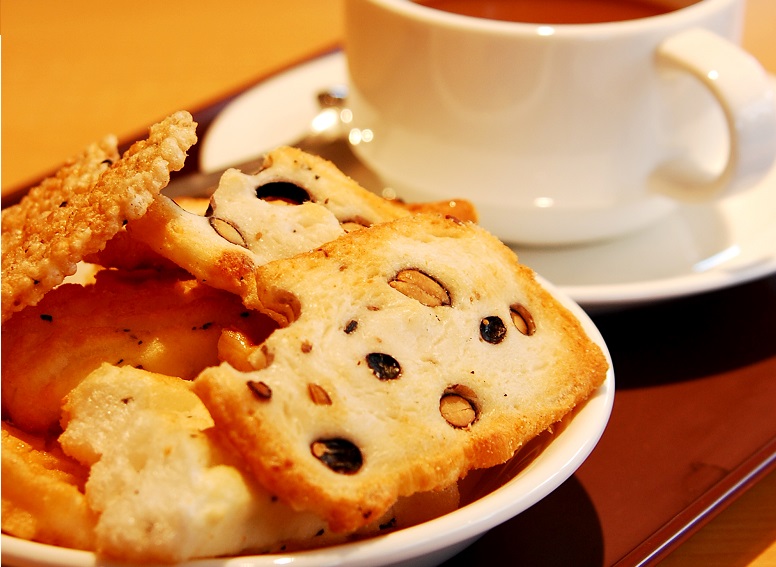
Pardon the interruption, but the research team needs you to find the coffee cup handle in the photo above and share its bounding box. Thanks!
[651,28,776,202]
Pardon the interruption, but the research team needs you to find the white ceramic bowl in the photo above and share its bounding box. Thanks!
[1,279,614,567]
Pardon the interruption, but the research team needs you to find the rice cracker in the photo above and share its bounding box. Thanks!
[194,213,608,533]
[1,111,197,323]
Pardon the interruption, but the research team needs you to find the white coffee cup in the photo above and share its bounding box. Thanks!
[343,0,776,245]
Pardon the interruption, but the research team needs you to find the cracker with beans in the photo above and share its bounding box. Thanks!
[1,114,606,562]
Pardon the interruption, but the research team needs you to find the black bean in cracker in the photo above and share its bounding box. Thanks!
[193,213,608,533]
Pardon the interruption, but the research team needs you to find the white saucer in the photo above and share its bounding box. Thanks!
[201,51,776,312]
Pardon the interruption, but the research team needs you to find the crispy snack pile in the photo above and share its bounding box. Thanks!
[1,112,608,563]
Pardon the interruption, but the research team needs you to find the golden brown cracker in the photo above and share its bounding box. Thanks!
[1,422,97,551]
[1,111,197,323]
[401,198,478,223]
[194,214,608,533]
[2,269,276,434]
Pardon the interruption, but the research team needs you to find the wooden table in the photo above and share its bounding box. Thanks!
[2,1,775,565]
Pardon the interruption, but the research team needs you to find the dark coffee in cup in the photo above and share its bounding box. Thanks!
[414,0,688,24]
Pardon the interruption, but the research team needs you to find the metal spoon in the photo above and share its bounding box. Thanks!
[164,86,382,198]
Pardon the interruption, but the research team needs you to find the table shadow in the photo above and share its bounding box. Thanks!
[590,275,776,388]
[441,475,604,567]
